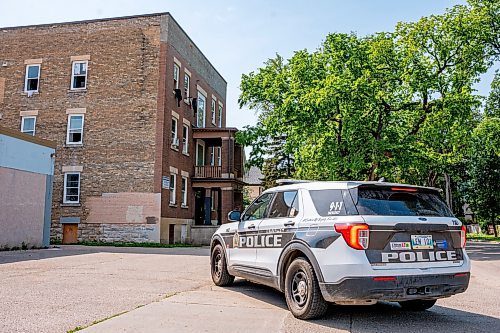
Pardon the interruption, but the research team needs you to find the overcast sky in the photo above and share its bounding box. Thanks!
[1,0,496,129]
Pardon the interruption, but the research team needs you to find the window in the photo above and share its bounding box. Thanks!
[181,177,188,207]
[173,63,180,90]
[24,64,40,92]
[269,191,299,218]
[210,147,215,166]
[242,193,274,221]
[71,61,87,90]
[197,92,206,127]
[196,142,205,166]
[63,172,80,204]
[171,118,178,147]
[211,99,216,125]
[211,191,216,211]
[21,116,36,136]
[169,174,176,205]
[182,124,189,154]
[218,104,223,127]
[66,115,84,145]
[216,147,222,166]
[184,73,190,99]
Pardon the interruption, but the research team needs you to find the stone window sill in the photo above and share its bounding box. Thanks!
[60,203,81,207]
[181,205,188,209]
[169,203,177,208]
[68,89,87,93]
[171,145,179,151]
[182,151,189,156]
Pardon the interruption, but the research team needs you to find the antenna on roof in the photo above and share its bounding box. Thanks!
[276,179,314,186]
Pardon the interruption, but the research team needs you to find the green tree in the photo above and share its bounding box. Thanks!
[485,71,500,117]
[464,118,500,236]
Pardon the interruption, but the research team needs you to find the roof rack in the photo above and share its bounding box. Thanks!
[275,179,314,186]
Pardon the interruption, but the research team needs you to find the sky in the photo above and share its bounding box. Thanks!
[0,0,496,129]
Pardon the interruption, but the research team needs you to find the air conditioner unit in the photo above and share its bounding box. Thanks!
[172,137,179,146]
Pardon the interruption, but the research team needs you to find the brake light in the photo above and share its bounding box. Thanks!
[334,223,369,250]
[461,225,467,248]
[390,187,418,192]
[373,276,396,281]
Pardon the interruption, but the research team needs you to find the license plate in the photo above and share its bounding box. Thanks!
[411,235,433,249]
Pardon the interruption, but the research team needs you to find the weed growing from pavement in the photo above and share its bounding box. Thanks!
[66,311,129,332]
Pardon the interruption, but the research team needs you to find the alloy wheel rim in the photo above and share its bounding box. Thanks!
[291,270,308,307]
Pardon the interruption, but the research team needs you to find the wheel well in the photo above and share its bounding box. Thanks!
[211,238,222,252]
[279,249,309,291]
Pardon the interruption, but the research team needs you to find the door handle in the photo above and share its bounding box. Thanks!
[284,221,295,227]
[248,224,256,229]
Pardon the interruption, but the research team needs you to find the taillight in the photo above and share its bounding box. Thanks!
[461,225,467,248]
[334,223,369,250]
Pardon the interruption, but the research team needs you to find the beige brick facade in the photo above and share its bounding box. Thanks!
[0,13,245,245]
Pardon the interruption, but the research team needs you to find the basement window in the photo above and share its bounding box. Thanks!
[21,116,36,136]
[66,114,84,145]
[25,64,40,93]
[71,61,87,90]
[63,172,81,204]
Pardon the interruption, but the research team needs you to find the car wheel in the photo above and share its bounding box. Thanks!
[398,299,437,311]
[284,257,328,319]
[211,244,234,286]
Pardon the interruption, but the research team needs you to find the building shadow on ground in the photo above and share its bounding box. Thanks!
[227,279,500,333]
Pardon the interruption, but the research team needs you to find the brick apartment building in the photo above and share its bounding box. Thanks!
[0,13,245,244]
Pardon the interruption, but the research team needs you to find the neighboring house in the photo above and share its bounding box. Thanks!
[244,166,264,202]
[0,126,56,248]
[0,13,245,245]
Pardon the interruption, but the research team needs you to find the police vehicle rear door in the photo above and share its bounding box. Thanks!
[255,190,301,275]
[351,185,465,270]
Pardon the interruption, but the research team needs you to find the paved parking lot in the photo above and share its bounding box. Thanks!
[1,243,499,333]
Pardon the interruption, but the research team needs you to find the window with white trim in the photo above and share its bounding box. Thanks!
[181,177,188,207]
[182,124,189,154]
[66,114,84,145]
[197,92,206,128]
[210,147,215,166]
[218,104,223,127]
[25,64,40,92]
[21,116,36,136]
[63,172,81,204]
[71,61,87,90]
[171,117,178,147]
[173,63,180,90]
[169,173,176,205]
[184,73,190,99]
[211,99,216,125]
[217,147,222,166]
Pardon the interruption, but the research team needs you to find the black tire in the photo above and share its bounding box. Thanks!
[284,257,328,319]
[211,244,234,286]
[398,299,437,311]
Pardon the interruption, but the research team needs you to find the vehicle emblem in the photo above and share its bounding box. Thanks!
[418,217,427,221]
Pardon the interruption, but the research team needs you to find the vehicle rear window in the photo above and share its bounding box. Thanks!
[309,189,357,216]
[353,186,453,217]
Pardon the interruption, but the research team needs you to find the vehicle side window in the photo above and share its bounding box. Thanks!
[268,191,299,218]
[309,189,348,216]
[242,193,274,221]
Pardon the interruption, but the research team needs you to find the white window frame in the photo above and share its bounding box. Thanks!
[210,147,215,166]
[24,64,40,93]
[197,92,206,128]
[171,117,178,147]
[169,173,177,205]
[21,116,36,136]
[181,177,188,207]
[196,141,205,166]
[218,104,223,127]
[211,99,216,125]
[63,172,81,204]
[182,124,189,155]
[173,63,180,90]
[70,61,88,90]
[184,73,190,99]
[217,147,222,166]
[66,114,84,145]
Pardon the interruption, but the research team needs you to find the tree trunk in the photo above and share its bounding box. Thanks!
[444,173,453,211]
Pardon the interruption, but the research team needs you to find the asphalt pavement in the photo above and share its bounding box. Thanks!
[0,242,498,333]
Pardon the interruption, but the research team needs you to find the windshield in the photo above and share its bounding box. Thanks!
[353,186,453,217]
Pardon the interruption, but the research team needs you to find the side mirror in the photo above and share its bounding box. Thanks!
[228,210,241,222]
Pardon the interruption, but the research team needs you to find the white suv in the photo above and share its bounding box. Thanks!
[210,180,470,319]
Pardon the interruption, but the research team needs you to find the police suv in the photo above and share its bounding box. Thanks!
[210,180,470,319]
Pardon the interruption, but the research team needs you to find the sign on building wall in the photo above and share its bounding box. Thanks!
[162,176,170,189]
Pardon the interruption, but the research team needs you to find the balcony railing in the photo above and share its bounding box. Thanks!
[195,166,222,178]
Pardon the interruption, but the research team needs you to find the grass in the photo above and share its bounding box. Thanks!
[51,240,197,248]
[467,233,500,242]
[67,311,129,332]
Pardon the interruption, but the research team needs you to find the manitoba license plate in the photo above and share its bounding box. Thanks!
[411,235,433,249]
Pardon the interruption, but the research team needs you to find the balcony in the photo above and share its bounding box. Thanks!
[195,165,222,178]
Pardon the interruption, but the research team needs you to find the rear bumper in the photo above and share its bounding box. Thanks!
[319,273,470,303]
